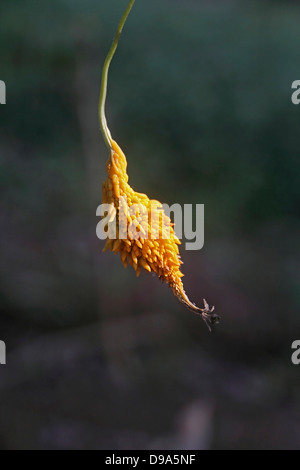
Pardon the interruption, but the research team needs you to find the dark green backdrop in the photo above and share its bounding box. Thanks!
[0,0,299,449]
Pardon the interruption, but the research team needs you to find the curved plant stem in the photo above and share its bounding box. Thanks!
[99,0,136,150]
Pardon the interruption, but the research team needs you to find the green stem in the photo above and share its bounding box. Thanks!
[99,0,136,150]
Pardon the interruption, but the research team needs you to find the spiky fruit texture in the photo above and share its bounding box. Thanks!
[102,140,218,328]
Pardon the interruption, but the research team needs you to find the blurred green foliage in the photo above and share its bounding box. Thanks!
[0,0,299,344]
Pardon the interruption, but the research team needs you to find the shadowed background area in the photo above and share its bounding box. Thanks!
[0,0,300,449]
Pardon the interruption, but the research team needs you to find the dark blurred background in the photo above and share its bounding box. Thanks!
[0,0,300,450]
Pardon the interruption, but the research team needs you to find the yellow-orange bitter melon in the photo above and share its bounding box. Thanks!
[99,0,220,330]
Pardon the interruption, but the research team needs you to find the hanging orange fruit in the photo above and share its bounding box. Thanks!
[99,0,220,329]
